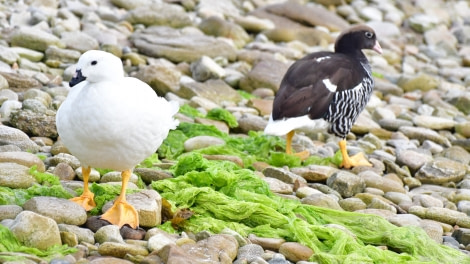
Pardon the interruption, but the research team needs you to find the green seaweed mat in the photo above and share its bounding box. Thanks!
[152,152,470,264]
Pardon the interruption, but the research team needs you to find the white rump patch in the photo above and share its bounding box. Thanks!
[315,56,330,63]
[264,115,329,136]
[322,79,337,92]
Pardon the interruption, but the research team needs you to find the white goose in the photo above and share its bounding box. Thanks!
[56,50,179,228]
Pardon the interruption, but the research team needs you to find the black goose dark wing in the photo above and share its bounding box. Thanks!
[272,51,365,121]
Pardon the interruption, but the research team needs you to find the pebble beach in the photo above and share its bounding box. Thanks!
[1,0,470,263]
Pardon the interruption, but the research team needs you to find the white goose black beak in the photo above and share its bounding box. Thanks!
[69,69,87,87]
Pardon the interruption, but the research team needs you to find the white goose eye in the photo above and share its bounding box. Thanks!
[365,31,374,39]
[91,60,97,66]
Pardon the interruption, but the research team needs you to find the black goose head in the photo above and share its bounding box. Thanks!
[334,25,382,55]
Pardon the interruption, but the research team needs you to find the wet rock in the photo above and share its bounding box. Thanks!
[46,153,81,170]
[233,15,275,33]
[9,27,65,52]
[420,219,444,244]
[184,135,226,152]
[190,56,226,82]
[262,2,349,31]
[134,168,173,184]
[359,170,405,193]
[412,115,455,130]
[0,205,23,221]
[396,149,433,173]
[52,162,75,181]
[387,213,421,227]
[121,226,146,240]
[263,177,293,194]
[248,234,284,251]
[0,162,37,188]
[95,225,125,244]
[147,230,177,252]
[263,167,307,185]
[239,59,288,93]
[397,73,440,92]
[415,157,467,185]
[100,171,138,184]
[58,224,94,245]
[23,196,87,225]
[247,98,273,117]
[0,72,42,92]
[45,46,81,64]
[236,113,267,133]
[60,31,100,53]
[326,171,366,198]
[131,26,237,63]
[134,60,181,95]
[9,211,61,250]
[127,190,162,228]
[124,3,192,28]
[452,228,470,246]
[412,194,444,208]
[398,126,450,146]
[198,16,250,48]
[278,242,314,263]
[98,242,149,258]
[290,165,338,182]
[439,145,470,164]
[9,109,58,138]
[301,193,343,211]
[295,186,323,199]
[0,125,39,152]
[235,244,264,263]
[179,79,242,104]
[0,151,45,172]
[195,117,230,133]
[162,234,238,263]
[455,122,470,138]
[338,197,367,211]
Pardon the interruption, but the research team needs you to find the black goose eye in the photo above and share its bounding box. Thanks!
[91,60,97,66]
[365,31,374,39]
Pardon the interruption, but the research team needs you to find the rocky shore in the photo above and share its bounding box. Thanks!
[1,0,470,263]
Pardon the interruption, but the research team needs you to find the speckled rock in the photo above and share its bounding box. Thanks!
[23,196,87,225]
[326,171,366,198]
[0,162,37,188]
[0,125,40,152]
[415,157,467,185]
[239,59,288,93]
[9,211,61,250]
[0,205,23,221]
[0,151,45,172]
[98,242,149,258]
[9,27,65,52]
[278,242,314,263]
[131,26,237,63]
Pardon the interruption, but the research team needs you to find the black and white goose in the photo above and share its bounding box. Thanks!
[264,25,382,169]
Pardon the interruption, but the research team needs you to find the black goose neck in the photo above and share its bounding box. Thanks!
[336,48,368,63]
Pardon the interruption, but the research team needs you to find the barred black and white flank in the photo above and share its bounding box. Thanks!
[264,25,382,139]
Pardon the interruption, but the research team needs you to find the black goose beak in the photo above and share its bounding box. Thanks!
[69,69,86,87]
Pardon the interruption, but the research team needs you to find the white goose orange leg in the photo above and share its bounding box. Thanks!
[338,139,372,169]
[100,169,139,229]
[286,131,310,160]
[70,166,96,211]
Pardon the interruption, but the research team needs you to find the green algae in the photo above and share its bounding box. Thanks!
[29,165,60,186]
[206,108,238,128]
[159,122,334,168]
[152,152,470,264]
[178,104,205,118]
[0,224,76,261]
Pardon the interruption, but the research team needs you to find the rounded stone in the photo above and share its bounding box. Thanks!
[278,242,314,263]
